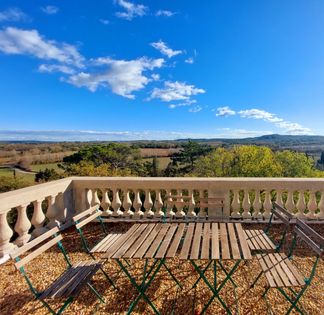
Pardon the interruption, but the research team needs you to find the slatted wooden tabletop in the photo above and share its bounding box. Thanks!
[102,222,252,261]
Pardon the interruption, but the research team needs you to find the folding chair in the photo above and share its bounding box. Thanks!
[245,202,293,253]
[72,205,123,288]
[251,219,324,315]
[10,227,105,315]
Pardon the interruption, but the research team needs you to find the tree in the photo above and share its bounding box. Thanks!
[35,168,61,183]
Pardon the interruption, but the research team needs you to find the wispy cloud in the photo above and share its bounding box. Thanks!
[66,57,164,98]
[151,40,182,58]
[215,106,312,135]
[41,5,59,15]
[155,10,176,17]
[150,81,205,102]
[0,7,30,22]
[39,64,76,75]
[189,105,202,113]
[185,57,194,64]
[99,19,110,25]
[0,27,84,67]
[215,106,236,117]
[115,0,148,20]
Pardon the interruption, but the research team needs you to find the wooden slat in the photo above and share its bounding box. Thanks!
[235,224,252,259]
[100,234,123,252]
[268,254,291,287]
[211,223,220,259]
[256,254,276,288]
[220,223,230,259]
[201,223,211,260]
[273,202,293,219]
[279,253,305,286]
[296,219,324,243]
[134,224,163,258]
[274,253,299,287]
[272,209,290,225]
[144,224,170,258]
[123,224,156,258]
[112,224,148,258]
[250,230,267,250]
[103,224,140,258]
[155,224,178,258]
[91,234,114,253]
[228,223,241,259]
[190,223,203,260]
[166,223,185,258]
[75,210,103,229]
[11,227,60,258]
[73,206,99,222]
[262,254,284,287]
[15,235,63,269]
[245,230,258,250]
[295,227,323,255]
[179,223,195,259]
[259,231,276,250]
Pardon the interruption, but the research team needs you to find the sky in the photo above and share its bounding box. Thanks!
[1,1,324,141]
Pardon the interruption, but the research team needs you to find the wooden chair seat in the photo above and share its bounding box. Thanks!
[245,229,276,252]
[256,253,305,288]
[39,260,102,299]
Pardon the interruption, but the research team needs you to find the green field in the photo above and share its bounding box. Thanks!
[0,168,35,184]
[31,163,63,173]
[143,157,171,170]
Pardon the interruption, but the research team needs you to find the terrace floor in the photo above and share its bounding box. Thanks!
[1,223,323,315]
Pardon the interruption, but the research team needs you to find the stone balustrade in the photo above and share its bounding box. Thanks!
[1,176,324,260]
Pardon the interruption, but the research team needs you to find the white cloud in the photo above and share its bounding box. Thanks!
[41,6,59,15]
[238,108,283,123]
[151,40,182,58]
[150,81,205,102]
[0,7,29,22]
[168,100,197,109]
[155,10,176,17]
[99,19,110,25]
[185,57,194,64]
[0,27,84,67]
[189,105,202,113]
[115,0,148,20]
[151,73,160,81]
[216,106,312,135]
[39,64,75,74]
[215,106,236,117]
[67,57,164,98]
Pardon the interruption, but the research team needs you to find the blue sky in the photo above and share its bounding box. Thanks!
[0,1,324,141]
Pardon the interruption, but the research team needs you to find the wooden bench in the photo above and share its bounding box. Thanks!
[10,227,104,315]
[245,202,293,253]
[252,219,324,315]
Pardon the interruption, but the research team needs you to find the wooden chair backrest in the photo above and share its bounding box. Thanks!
[10,227,62,269]
[295,219,324,256]
[272,202,293,225]
[72,205,102,229]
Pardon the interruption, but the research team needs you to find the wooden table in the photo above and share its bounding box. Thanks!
[102,222,252,315]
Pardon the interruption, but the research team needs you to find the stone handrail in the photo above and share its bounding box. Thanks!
[1,176,324,259]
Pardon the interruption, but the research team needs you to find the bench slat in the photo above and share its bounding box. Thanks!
[75,210,103,229]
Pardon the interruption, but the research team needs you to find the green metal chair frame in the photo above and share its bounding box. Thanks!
[252,218,324,315]
[10,227,105,315]
[72,206,117,288]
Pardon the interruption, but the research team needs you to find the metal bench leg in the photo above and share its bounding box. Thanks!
[277,286,308,315]
[161,261,182,289]
[218,261,237,287]
[191,260,213,289]
[86,282,106,303]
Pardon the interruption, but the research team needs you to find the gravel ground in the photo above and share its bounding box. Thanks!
[0,223,323,315]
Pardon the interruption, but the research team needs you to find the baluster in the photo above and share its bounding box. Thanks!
[31,199,47,236]
[263,190,272,219]
[56,192,67,224]
[112,189,123,216]
[231,190,241,218]
[176,190,185,218]
[242,190,251,219]
[15,204,32,246]
[144,190,154,217]
[166,190,175,217]
[307,191,317,219]
[253,190,262,219]
[285,190,295,217]
[188,190,196,217]
[92,189,101,207]
[198,190,206,217]
[0,211,15,258]
[85,188,92,209]
[101,189,112,215]
[154,190,164,217]
[46,195,60,228]
[133,190,143,217]
[296,190,306,218]
[123,189,134,216]
[318,191,324,219]
[275,190,284,207]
